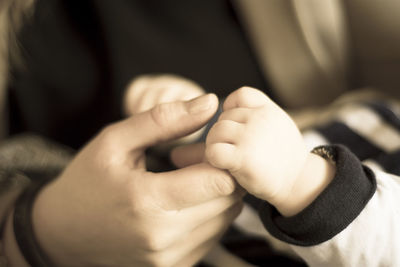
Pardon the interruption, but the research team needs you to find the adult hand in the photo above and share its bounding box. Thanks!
[30,94,242,267]
[171,143,207,168]
[123,74,207,149]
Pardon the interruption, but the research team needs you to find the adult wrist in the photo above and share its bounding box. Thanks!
[13,173,58,267]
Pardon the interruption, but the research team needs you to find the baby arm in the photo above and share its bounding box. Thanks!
[205,87,335,216]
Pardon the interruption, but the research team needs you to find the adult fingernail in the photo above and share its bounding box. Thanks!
[188,94,216,114]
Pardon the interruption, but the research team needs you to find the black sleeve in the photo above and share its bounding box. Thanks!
[9,0,112,149]
[259,144,377,246]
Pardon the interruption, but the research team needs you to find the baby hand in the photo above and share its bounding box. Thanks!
[205,87,309,209]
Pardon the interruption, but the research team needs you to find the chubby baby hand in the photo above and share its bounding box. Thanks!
[205,87,309,208]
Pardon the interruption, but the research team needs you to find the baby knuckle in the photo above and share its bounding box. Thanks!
[237,87,269,108]
[205,145,220,165]
[215,120,230,131]
[250,109,266,121]
[236,87,259,102]
[207,121,229,140]
[205,125,218,144]
[236,86,255,97]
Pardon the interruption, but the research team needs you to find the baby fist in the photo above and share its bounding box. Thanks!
[205,87,308,207]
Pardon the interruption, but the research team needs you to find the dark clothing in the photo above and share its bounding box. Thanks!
[9,0,270,149]
[7,1,396,266]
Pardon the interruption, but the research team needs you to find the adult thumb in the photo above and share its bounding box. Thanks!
[115,94,218,150]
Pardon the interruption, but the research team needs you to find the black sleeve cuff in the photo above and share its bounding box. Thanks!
[259,144,377,246]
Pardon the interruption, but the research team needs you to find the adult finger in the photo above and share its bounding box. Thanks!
[178,193,243,233]
[150,163,238,209]
[223,87,270,110]
[136,194,242,256]
[174,238,220,267]
[155,83,203,104]
[104,94,218,154]
[148,202,243,267]
[170,143,206,168]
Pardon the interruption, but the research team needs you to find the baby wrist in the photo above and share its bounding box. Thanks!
[275,151,336,217]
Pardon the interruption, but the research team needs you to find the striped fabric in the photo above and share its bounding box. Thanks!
[202,97,400,266]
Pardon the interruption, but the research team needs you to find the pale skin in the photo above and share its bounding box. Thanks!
[205,87,336,217]
[173,87,336,217]
[3,80,334,266]
[3,94,243,267]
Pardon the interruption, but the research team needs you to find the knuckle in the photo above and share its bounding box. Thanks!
[236,87,268,108]
[214,119,229,130]
[208,120,230,137]
[98,123,119,147]
[239,92,255,106]
[252,107,272,124]
[205,126,217,146]
[236,86,254,96]
[204,146,214,164]
[218,111,229,121]
[218,110,237,122]
[206,143,239,172]
[91,126,123,168]
[94,124,126,167]
[205,144,222,166]
[224,86,261,109]
[150,103,175,129]
[235,87,258,103]
[141,231,171,253]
